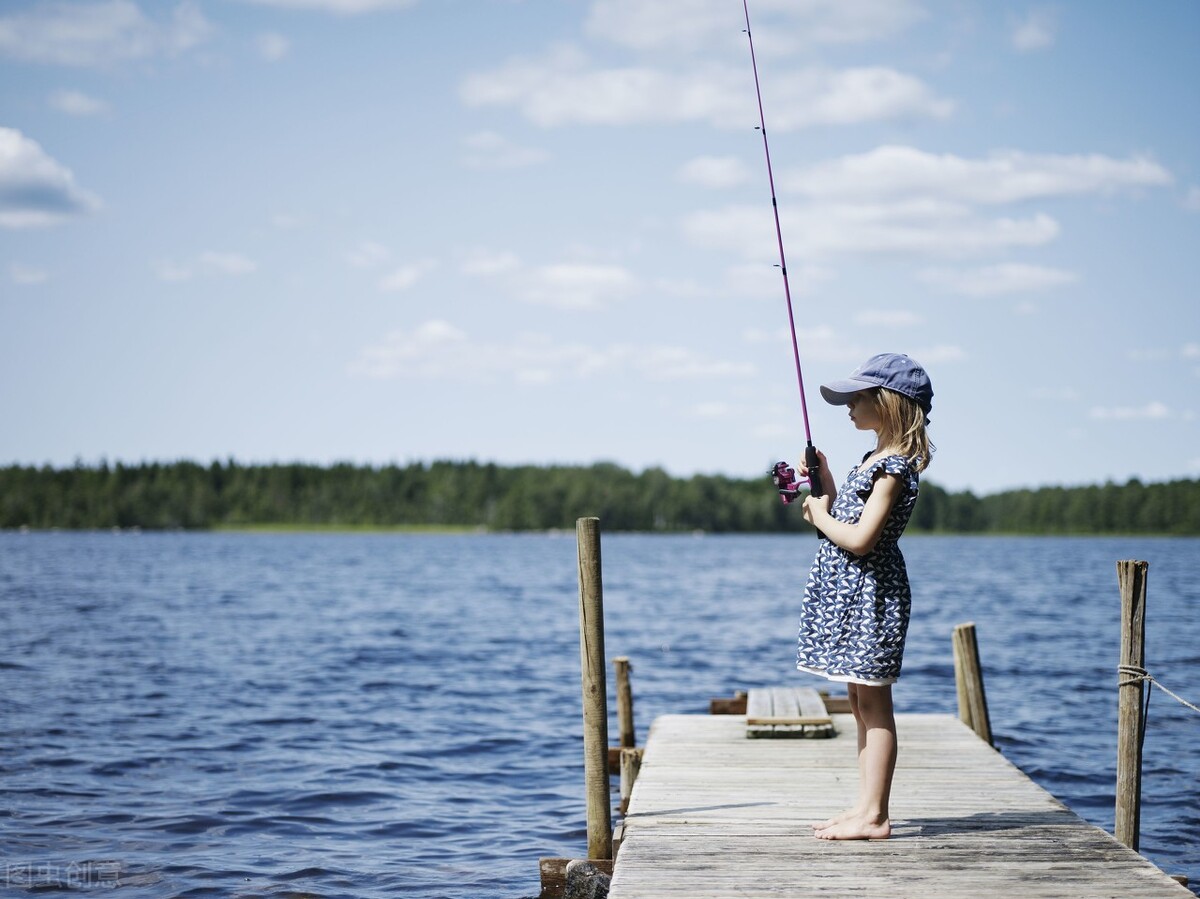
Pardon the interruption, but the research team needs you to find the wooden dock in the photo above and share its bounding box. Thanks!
[608,711,1190,898]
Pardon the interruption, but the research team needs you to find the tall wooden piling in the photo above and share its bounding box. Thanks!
[576,517,612,860]
[952,622,993,746]
[613,656,635,749]
[1115,559,1149,852]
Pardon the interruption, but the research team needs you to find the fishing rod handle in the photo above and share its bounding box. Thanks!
[805,444,825,500]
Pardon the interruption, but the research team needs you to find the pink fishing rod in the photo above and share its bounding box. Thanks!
[742,0,825,504]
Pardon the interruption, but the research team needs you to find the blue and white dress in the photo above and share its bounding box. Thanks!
[796,454,920,686]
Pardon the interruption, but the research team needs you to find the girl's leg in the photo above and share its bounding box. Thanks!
[811,683,868,829]
[814,683,895,840]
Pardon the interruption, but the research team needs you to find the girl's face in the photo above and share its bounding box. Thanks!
[846,391,882,433]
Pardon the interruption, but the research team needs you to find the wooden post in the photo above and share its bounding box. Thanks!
[952,622,993,746]
[576,517,612,860]
[1115,559,1149,852]
[613,656,635,749]
[619,747,643,815]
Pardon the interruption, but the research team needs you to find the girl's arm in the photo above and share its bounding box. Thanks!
[802,473,903,557]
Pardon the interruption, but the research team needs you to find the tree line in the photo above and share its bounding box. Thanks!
[1,459,1196,535]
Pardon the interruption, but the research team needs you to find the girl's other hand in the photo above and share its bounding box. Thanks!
[802,493,831,526]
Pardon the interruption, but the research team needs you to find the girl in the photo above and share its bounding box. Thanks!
[795,352,934,841]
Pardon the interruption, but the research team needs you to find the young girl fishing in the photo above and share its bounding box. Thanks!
[795,352,934,841]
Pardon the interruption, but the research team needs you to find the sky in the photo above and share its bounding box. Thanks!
[1,0,1197,496]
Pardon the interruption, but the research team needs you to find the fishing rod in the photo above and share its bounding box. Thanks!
[742,0,825,511]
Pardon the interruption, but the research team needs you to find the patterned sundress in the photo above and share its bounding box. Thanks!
[796,453,920,686]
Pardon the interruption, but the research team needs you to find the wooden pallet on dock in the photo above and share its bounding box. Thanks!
[745,686,834,738]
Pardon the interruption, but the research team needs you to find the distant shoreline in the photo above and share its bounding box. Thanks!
[4,526,1196,539]
[2,460,1197,536]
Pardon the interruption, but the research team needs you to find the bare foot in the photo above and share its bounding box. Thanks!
[813,813,891,841]
[811,808,860,830]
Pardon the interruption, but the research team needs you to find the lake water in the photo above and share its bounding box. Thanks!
[1,531,1197,897]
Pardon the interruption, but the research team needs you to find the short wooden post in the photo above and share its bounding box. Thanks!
[952,622,993,746]
[619,747,643,815]
[1115,559,1149,852]
[613,656,635,749]
[576,517,612,860]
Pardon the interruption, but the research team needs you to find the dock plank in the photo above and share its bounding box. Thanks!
[609,712,1189,898]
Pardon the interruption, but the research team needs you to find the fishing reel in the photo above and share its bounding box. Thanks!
[770,461,805,505]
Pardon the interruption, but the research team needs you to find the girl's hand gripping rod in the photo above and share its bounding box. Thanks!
[743,1,826,520]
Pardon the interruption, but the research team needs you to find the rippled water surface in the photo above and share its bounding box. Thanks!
[1,532,1197,896]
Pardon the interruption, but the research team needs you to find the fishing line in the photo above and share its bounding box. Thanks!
[742,0,825,503]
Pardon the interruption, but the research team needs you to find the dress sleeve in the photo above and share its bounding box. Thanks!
[855,455,913,501]
[877,455,912,480]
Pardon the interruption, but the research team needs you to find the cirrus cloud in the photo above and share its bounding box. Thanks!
[461,46,952,130]
[919,263,1078,296]
[781,145,1173,204]
[1090,402,1170,421]
[585,0,925,53]
[238,0,416,13]
[49,89,109,116]
[0,0,211,67]
[349,320,755,383]
[684,202,1060,259]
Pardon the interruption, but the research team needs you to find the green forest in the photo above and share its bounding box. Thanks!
[1,460,1196,535]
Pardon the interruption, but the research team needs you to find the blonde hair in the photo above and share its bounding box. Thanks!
[865,387,934,473]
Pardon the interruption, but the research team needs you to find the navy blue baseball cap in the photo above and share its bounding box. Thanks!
[820,353,933,415]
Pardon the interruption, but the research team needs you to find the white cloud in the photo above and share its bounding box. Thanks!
[518,262,637,309]
[678,156,750,189]
[1011,9,1056,52]
[0,127,102,228]
[455,251,638,310]
[1184,186,1200,212]
[685,146,1173,263]
[461,131,549,169]
[257,32,290,62]
[690,401,732,418]
[854,309,921,327]
[153,259,193,282]
[1183,343,1200,359]
[0,1,211,67]
[461,47,951,130]
[685,202,1059,259]
[782,145,1173,204]
[585,0,925,53]
[200,251,257,275]
[379,259,436,292]
[154,251,257,281]
[345,240,390,268]
[919,263,1078,296]
[462,249,521,276]
[350,323,755,383]
[1090,402,1170,421]
[49,89,109,116]
[239,0,416,12]
[10,263,49,285]
[911,345,967,365]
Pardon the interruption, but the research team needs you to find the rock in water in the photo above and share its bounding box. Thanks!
[564,860,611,899]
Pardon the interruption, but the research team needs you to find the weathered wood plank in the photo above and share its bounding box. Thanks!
[746,686,834,738]
[608,711,1190,898]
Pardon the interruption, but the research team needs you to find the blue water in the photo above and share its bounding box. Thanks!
[1,532,1197,897]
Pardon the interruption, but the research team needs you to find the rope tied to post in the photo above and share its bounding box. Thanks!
[1117,664,1200,715]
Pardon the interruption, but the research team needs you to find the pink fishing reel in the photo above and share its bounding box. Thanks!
[770,461,807,504]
